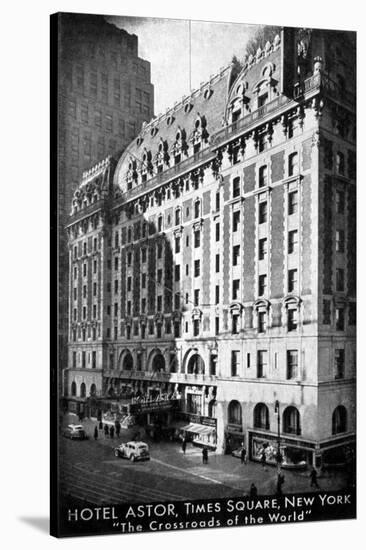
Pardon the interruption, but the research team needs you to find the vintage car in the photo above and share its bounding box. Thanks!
[114,441,150,462]
[62,424,87,440]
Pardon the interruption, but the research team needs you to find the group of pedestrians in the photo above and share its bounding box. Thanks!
[93,420,121,440]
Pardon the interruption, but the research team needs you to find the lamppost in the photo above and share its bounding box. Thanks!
[274,400,282,469]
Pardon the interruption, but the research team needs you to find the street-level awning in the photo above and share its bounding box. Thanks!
[182,423,216,435]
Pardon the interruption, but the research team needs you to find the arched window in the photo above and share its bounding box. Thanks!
[80,383,86,398]
[122,352,133,371]
[283,406,301,435]
[288,152,299,177]
[71,381,77,397]
[254,403,270,429]
[228,400,242,425]
[187,354,205,375]
[152,353,165,372]
[90,383,96,396]
[332,405,347,434]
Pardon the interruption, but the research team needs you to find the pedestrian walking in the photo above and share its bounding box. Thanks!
[261,450,267,470]
[202,448,208,464]
[110,425,115,439]
[115,420,121,438]
[240,446,247,464]
[94,426,98,440]
[104,424,109,438]
[249,483,258,498]
[276,472,285,496]
[310,467,320,489]
[182,438,187,455]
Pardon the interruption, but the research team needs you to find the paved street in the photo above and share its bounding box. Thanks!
[60,413,348,506]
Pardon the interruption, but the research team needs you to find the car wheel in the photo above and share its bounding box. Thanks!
[114,450,119,457]
[130,454,135,462]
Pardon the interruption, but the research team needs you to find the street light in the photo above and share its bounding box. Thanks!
[274,400,283,468]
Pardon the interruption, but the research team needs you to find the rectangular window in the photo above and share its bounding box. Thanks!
[141,273,146,289]
[336,190,345,214]
[82,351,86,368]
[141,298,146,313]
[257,350,267,378]
[258,274,267,296]
[288,308,298,331]
[157,243,163,258]
[232,314,239,334]
[194,289,200,306]
[157,295,162,311]
[127,277,131,292]
[114,257,119,271]
[336,307,344,330]
[127,301,131,316]
[232,177,241,198]
[216,192,220,211]
[258,93,268,107]
[193,319,200,336]
[114,279,119,294]
[288,191,298,215]
[215,285,220,305]
[83,263,87,277]
[127,251,132,265]
[194,260,200,277]
[194,230,200,248]
[288,152,299,176]
[82,306,86,320]
[288,269,298,293]
[175,265,180,282]
[287,350,298,379]
[93,304,97,319]
[258,311,266,333]
[174,322,180,338]
[232,245,240,266]
[259,201,267,224]
[114,303,118,317]
[174,293,180,310]
[336,268,345,291]
[247,353,251,368]
[232,279,240,300]
[258,238,267,260]
[323,299,331,324]
[72,352,76,368]
[175,236,181,254]
[74,266,77,279]
[141,248,147,263]
[215,254,220,272]
[73,287,77,301]
[336,230,345,253]
[157,269,163,284]
[215,316,219,336]
[185,264,189,276]
[259,165,268,188]
[233,210,240,232]
[334,349,345,379]
[215,223,220,241]
[231,351,240,377]
[288,230,298,254]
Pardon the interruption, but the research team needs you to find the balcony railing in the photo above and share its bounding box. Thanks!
[104,368,217,384]
[122,147,216,202]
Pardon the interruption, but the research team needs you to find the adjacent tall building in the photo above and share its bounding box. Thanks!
[56,13,154,375]
[64,27,356,468]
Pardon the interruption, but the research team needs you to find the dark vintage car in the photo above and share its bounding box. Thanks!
[114,441,150,462]
[62,424,87,440]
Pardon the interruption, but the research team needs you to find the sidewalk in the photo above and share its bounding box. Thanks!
[63,413,348,495]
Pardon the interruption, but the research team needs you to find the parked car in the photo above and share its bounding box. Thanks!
[63,424,87,440]
[114,441,150,462]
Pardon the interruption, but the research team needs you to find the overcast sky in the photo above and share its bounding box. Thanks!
[107,16,259,116]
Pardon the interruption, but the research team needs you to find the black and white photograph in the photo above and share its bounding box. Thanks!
[50,7,357,539]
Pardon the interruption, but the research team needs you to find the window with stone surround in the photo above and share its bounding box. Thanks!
[288,230,298,254]
[288,152,299,177]
[287,350,298,379]
[231,351,240,376]
[257,350,267,378]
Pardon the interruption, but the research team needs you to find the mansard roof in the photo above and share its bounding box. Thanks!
[114,33,283,194]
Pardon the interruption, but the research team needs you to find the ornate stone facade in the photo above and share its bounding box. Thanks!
[64,28,356,467]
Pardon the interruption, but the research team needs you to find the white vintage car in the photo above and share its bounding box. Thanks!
[114,441,150,462]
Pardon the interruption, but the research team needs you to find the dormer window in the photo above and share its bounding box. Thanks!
[258,93,268,108]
